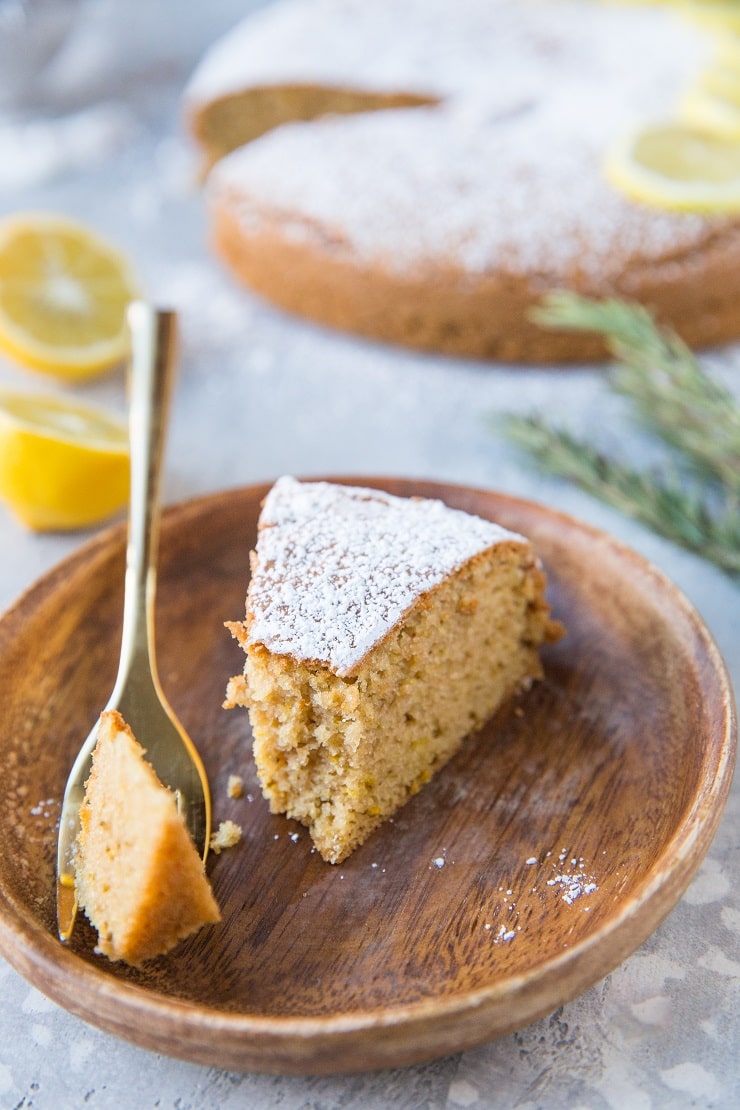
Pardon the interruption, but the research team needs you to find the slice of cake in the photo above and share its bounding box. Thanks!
[225,478,562,863]
[74,710,221,965]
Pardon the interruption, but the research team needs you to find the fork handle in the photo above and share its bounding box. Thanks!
[114,304,178,693]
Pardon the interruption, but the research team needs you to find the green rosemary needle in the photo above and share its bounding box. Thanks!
[532,293,740,495]
[499,293,740,580]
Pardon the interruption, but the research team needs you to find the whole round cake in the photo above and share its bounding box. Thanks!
[185,0,740,363]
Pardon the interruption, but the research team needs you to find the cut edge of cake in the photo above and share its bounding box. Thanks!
[225,478,563,863]
[74,710,221,966]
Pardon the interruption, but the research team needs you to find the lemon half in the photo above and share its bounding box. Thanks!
[0,391,130,531]
[0,212,139,381]
[605,121,740,211]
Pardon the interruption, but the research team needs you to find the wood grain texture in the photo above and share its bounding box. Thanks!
[0,479,735,1074]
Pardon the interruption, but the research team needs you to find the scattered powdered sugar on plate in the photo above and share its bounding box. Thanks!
[484,847,600,945]
[541,847,600,906]
[29,798,56,819]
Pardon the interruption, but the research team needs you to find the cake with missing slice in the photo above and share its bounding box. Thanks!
[187,0,740,363]
[225,478,562,863]
[74,710,221,965]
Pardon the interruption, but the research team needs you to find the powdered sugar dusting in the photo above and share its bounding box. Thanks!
[188,0,698,116]
[206,0,725,281]
[548,852,599,905]
[186,0,460,105]
[245,477,523,675]
[482,848,600,947]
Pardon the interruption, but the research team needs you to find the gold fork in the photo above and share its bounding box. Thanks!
[56,303,211,942]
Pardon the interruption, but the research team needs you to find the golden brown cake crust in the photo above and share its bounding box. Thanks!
[188,84,435,174]
[212,206,740,364]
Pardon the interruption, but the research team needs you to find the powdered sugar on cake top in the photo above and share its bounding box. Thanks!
[186,0,458,105]
[204,0,723,280]
[212,106,717,281]
[187,0,698,116]
[246,478,524,675]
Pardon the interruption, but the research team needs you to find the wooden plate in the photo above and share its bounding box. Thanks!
[0,479,735,1075]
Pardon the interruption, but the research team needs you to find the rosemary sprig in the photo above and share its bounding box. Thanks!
[499,292,740,580]
[502,415,740,577]
[532,293,740,495]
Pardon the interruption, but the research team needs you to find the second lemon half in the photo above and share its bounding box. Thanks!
[0,212,139,381]
[0,391,130,531]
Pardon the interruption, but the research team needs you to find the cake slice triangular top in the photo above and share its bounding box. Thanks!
[226,477,562,863]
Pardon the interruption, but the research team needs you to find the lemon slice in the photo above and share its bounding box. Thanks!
[681,1,740,33]
[605,121,740,211]
[0,212,139,381]
[0,391,129,531]
[681,83,740,138]
[714,31,740,70]
[696,62,740,106]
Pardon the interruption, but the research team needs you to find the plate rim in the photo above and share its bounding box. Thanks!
[0,477,735,1073]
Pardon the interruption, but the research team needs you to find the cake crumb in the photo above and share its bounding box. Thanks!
[227,774,244,799]
[210,819,242,854]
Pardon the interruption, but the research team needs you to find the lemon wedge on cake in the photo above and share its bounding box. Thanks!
[695,62,740,106]
[680,2,740,34]
[605,121,740,211]
[680,83,740,138]
[0,391,129,531]
[0,213,139,381]
[713,30,740,71]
